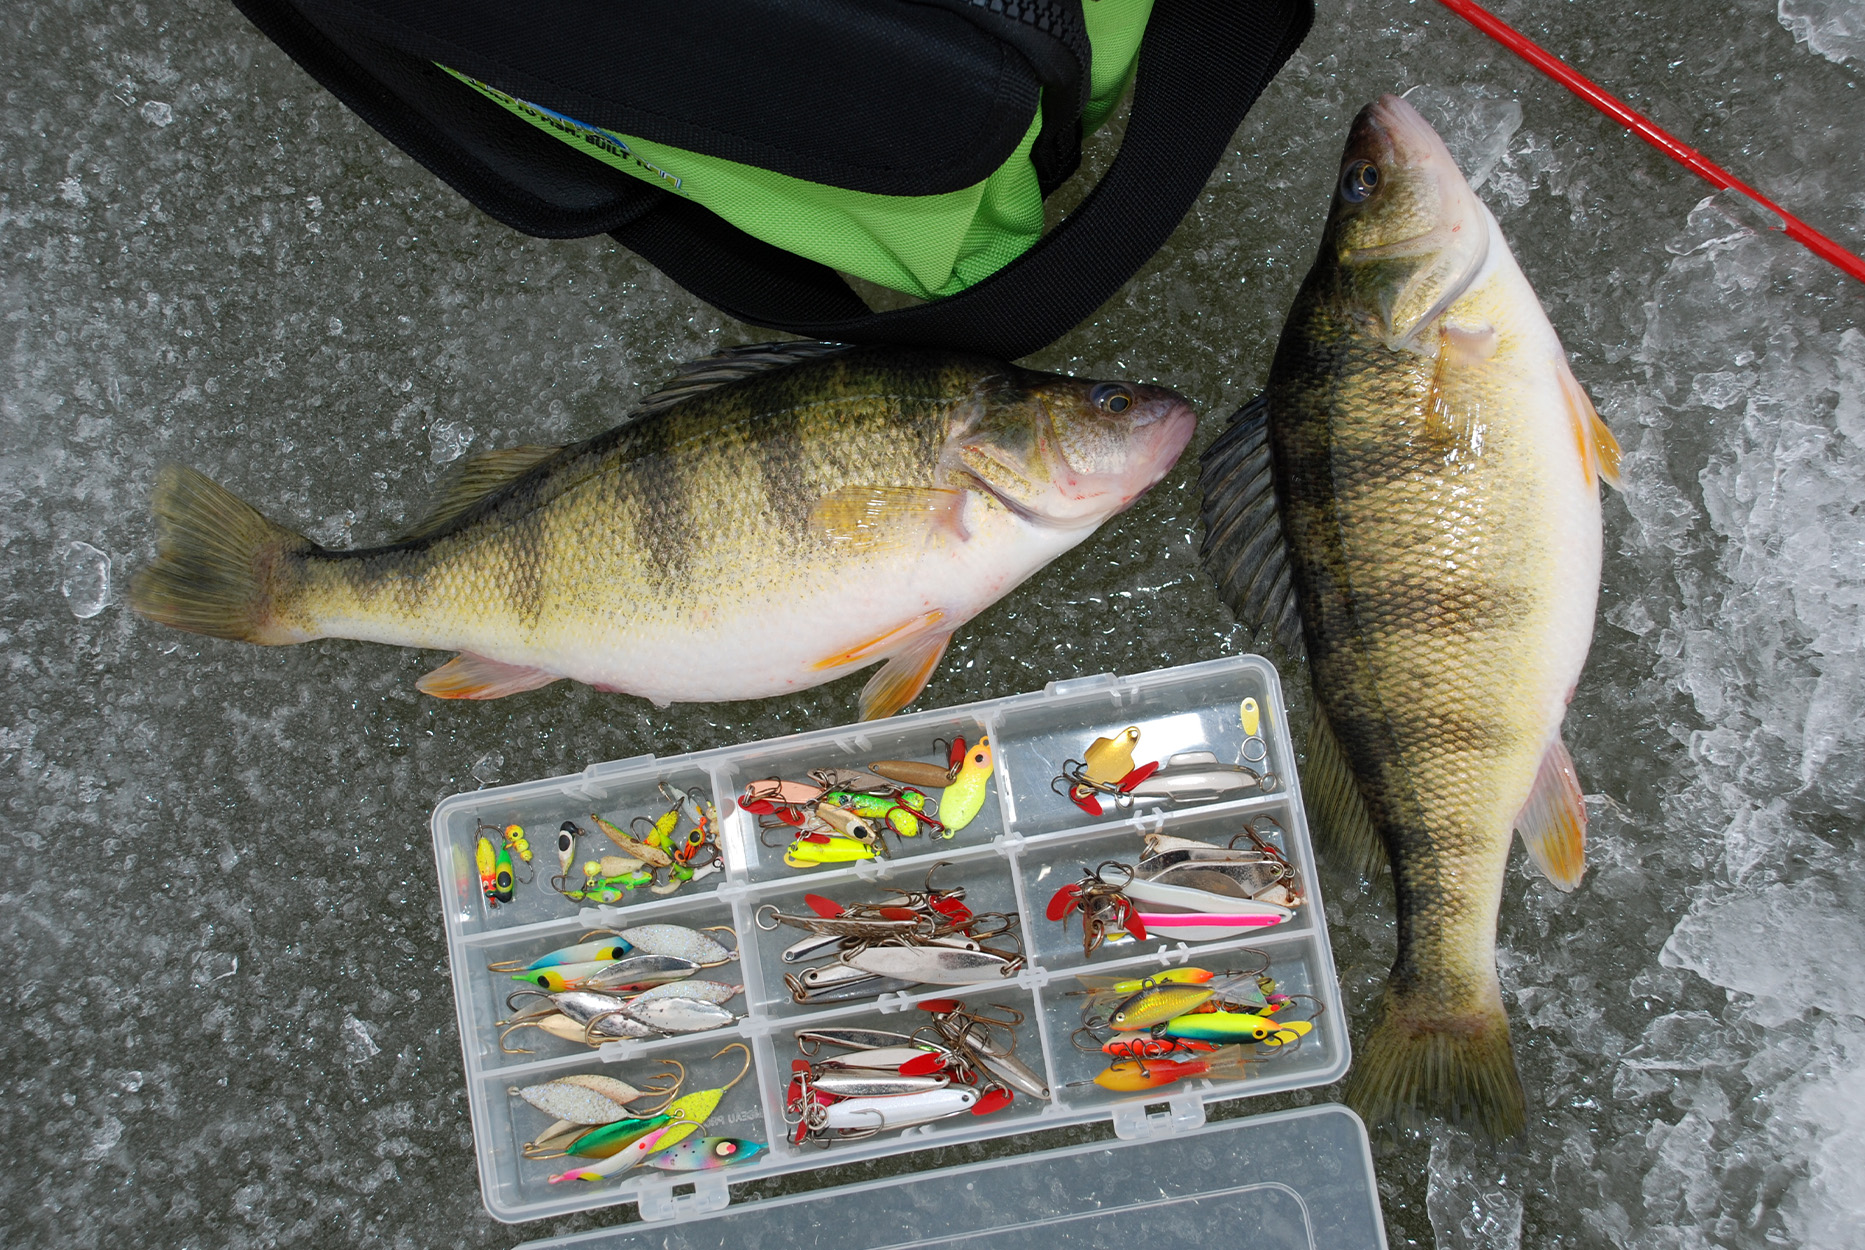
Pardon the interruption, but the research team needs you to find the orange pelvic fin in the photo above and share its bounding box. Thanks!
[1515,734,1587,891]
[857,629,954,722]
[417,652,564,700]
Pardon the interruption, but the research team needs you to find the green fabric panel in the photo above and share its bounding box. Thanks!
[441,0,1154,299]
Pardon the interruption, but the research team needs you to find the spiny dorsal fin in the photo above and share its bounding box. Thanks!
[398,445,563,541]
[633,340,855,419]
[1198,395,1305,657]
[1303,705,1386,877]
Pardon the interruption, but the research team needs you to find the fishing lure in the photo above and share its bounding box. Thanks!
[647,1137,766,1172]
[1106,982,1218,1032]
[503,823,534,863]
[549,1121,686,1184]
[935,735,993,834]
[1239,697,1268,764]
[615,924,736,965]
[591,813,673,868]
[784,834,876,869]
[1093,1045,1252,1092]
[495,937,633,972]
[553,821,579,885]
[867,759,958,788]
[1130,912,1290,941]
[1074,968,1216,995]
[1161,1010,1312,1046]
[1083,726,1144,784]
[512,1063,685,1122]
[1121,751,1277,804]
[843,943,1022,985]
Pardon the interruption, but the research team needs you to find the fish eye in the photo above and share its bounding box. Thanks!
[1090,383,1134,414]
[1340,160,1380,203]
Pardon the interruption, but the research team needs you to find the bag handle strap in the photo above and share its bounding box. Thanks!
[609,0,1314,359]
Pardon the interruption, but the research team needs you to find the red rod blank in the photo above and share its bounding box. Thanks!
[1435,0,1865,284]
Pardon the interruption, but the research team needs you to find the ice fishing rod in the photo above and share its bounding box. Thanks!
[1435,0,1865,285]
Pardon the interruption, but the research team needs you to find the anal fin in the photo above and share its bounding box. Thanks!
[1514,735,1587,890]
[1303,704,1386,876]
[857,629,953,722]
[418,652,564,700]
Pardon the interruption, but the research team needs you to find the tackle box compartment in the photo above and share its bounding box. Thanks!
[430,655,1367,1231]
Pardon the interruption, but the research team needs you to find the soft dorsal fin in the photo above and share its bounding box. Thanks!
[1198,395,1305,657]
[632,340,855,419]
[398,444,563,541]
[1556,357,1622,491]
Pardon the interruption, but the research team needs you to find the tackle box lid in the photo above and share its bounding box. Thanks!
[515,1102,1385,1250]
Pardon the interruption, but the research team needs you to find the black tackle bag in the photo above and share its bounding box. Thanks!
[231,0,1313,359]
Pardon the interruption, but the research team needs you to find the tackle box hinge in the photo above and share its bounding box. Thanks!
[637,1172,731,1222]
[1043,672,1118,699]
[1108,1091,1207,1142]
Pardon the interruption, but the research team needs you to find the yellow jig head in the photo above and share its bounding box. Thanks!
[936,736,994,835]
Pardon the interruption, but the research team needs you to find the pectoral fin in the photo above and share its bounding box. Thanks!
[1556,357,1622,491]
[1515,736,1587,890]
[857,629,953,722]
[809,486,970,555]
[418,652,564,699]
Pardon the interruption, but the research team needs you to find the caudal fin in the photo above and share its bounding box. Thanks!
[129,465,312,643]
[1344,982,1526,1139]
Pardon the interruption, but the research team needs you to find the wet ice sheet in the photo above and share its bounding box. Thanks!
[1,1,1862,1248]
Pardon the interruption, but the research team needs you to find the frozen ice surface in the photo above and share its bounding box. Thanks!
[0,0,1860,1248]
[1780,0,1865,64]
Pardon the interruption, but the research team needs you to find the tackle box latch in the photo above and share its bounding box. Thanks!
[1109,1091,1207,1142]
[636,1172,731,1221]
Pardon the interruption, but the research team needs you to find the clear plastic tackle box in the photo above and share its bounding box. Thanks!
[428,655,1380,1242]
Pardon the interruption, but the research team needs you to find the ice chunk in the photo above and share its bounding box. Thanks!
[428,417,475,464]
[1427,1130,1523,1250]
[342,1013,382,1063]
[58,541,111,618]
[1403,85,1523,189]
[139,99,173,127]
[1661,879,1865,1025]
[1779,0,1865,64]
